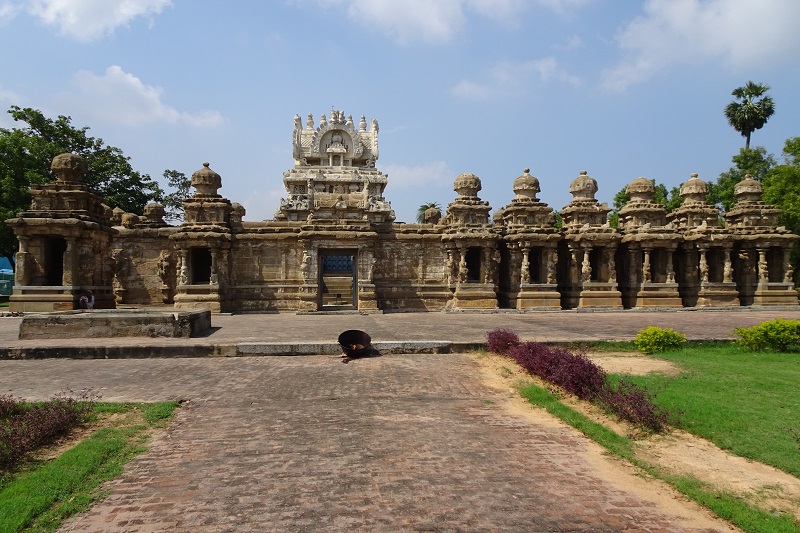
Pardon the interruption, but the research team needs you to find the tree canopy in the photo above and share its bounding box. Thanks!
[707,146,776,211]
[762,138,800,285]
[161,169,192,222]
[724,81,775,149]
[0,106,169,265]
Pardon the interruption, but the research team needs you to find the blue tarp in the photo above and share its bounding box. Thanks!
[0,256,12,272]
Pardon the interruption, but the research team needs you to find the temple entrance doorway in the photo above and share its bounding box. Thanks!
[43,237,66,286]
[319,250,356,309]
[190,247,212,284]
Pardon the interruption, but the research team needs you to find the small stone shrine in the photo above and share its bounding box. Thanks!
[6,111,798,313]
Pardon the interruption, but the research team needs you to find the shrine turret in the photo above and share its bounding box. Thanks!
[276,110,393,224]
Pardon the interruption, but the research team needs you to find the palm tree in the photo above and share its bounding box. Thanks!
[724,81,775,149]
[416,202,441,223]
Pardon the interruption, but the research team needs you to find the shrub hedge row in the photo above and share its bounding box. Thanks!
[485,329,676,432]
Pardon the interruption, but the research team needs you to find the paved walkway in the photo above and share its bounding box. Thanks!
[2,354,730,532]
[2,307,800,352]
[4,308,795,531]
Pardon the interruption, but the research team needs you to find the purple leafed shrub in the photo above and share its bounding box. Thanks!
[0,391,97,469]
[485,329,520,356]
[486,329,677,432]
[600,379,675,433]
[508,342,606,401]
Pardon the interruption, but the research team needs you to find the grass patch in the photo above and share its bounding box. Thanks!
[520,384,634,460]
[519,381,800,533]
[0,401,178,532]
[608,342,800,478]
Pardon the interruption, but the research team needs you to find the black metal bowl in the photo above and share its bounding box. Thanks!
[338,329,372,358]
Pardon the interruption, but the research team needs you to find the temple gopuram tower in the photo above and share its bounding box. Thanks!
[274,111,392,312]
[559,170,622,308]
[495,168,560,308]
[6,154,116,311]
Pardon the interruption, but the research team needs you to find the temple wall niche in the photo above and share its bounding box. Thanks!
[374,235,450,311]
[112,231,174,304]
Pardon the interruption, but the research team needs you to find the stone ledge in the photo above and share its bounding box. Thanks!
[18,309,211,339]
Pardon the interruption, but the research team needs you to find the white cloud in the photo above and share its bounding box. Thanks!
[383,161,453,189]
[347,0,466,44]
[602,0,800,92]
[296,0,587,44]
[59,65,225,128]
[25,0,171,41]
[0,2,20,23]
[452,57,580,101]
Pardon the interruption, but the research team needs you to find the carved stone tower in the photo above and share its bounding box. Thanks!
[275,111,393,224]
[7,153,116,311]
[559,170,621,309]
[171,162,235,313]
[495,168,560,309]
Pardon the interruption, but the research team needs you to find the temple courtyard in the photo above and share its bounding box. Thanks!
[2,308,800,531]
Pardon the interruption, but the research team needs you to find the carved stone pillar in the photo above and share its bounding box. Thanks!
[629,249,639,286]
[63,237,77,286]
[666,249,675,283]
[446,249,456,285]
[457,246,467,283]
[210,250,219,285]
[521,247,531,284]
[546,248,557,285]
[606,248,617,284]
[723,246,733,283]
[699,246,709,284]
[483,248,492,284]
[570,248,580,284]
[15,236,30,286]
[642,248,652,283]
[581,246,591,283]
[758,248,768,283]
[784,247,794,283]
[179,250,188,286]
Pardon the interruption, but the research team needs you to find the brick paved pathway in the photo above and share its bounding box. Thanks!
[1,355,730,532]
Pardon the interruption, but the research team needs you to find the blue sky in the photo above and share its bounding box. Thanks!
[1,0,799,223]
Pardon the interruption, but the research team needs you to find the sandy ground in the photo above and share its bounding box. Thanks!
[472,350,800,524]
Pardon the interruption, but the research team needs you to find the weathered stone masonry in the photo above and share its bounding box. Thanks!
[7,111,798,313]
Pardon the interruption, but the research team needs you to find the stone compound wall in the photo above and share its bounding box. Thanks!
[7,127,799,313]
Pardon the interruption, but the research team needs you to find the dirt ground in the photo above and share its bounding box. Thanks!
[472,350,800,524]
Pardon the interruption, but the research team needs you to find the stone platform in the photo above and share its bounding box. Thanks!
[2,306,800,359]
[17,309,211,340]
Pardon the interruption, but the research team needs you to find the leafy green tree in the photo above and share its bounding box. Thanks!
[724,81,775,149]
[762,137,800,285]
[608,180,682,228]
[707,147,776,211]
[416,202,441,223]
[0,106,166,267]
[161,169,192,222]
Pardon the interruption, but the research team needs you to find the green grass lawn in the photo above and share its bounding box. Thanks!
[609,342,800,478]
[519,382,800,533]
[0,402,178,532]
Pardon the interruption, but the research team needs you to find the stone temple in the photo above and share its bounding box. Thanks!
[6,111,799,313]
